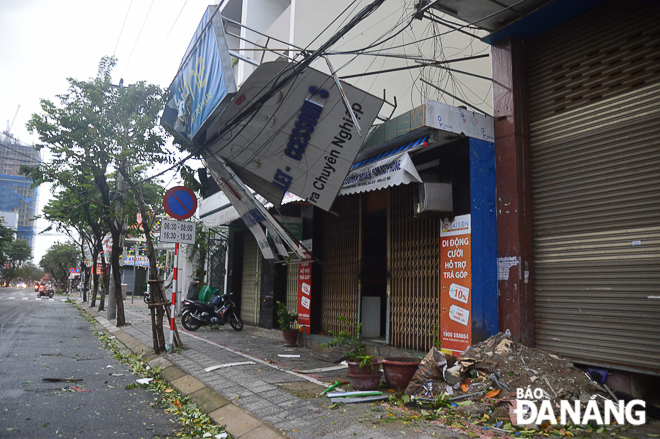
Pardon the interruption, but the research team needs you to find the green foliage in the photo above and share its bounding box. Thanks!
[430,325,443,350]
[0,219,14,267]
[320,315,367,361]
[275,301,298,330]
[40,241,78,287]
[91,326,230,439]
[15,262,44,282]
[25,55,174,325]
[5,239,32,267]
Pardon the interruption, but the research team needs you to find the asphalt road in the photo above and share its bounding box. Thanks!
[0,287,178,439]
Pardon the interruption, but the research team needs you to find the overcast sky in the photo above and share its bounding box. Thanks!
[0,0,214,264]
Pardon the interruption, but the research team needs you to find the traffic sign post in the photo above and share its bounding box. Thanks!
[163,186,197,221]
[159,219,196,244]
[161,186,198,346]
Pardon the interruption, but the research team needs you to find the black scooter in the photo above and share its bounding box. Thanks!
[181,292,243,332]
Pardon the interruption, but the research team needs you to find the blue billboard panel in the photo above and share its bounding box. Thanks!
[162,6,236,144]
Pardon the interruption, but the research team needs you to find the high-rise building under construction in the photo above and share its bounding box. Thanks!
[0,132,40,250]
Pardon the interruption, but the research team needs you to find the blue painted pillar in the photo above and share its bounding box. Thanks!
[469,138,499,342]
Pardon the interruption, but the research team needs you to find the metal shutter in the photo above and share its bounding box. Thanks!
[390,184,441,352]
[321,194,361,334]
[527,0,660,373]
[240,234,261,326]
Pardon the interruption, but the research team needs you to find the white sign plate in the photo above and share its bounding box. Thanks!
[160,219,197,244]
[204,60,384,211]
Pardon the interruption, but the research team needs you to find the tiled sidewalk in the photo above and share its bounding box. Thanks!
[112,302,461,439]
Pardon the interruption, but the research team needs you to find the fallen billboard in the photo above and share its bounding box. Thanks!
[202,60,383,211]
[204,155,308,260]
[161,6,237,144]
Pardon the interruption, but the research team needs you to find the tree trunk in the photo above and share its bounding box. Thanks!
[98,255,109,312]
[120,166,180,352]
[110,228,126,326]
[90,246,100,307]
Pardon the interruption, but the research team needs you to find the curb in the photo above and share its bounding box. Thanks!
[79,304,282,439]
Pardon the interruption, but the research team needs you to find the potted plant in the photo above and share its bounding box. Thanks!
[276,301,299,347]
[321,316,382,390]
[381,357,421,391]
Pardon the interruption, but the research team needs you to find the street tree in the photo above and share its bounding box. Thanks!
[0,220,15,284]
[39,241,78,288]
[3,240,32,285]
[17,262,44,284]
[26,56,174,327]
[40,183,109,306]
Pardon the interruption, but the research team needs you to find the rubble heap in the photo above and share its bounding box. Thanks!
[445,332,609,404]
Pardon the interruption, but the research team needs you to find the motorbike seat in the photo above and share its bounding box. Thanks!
[186,300,217,312]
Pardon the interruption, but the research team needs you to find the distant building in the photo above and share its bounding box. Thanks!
[0,133,40,249]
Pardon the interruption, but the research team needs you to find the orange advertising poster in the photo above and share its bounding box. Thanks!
[440,214,472,356]
[297,262,312,334]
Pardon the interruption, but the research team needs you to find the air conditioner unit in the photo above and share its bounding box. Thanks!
[415,183,453,216]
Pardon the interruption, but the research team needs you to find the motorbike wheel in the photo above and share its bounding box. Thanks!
[48,292,54,298]
[181,311,201,332]
[228,311,244,331]
[143,294,149,304]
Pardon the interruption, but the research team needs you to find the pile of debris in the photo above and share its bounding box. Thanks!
[405,332,618,423]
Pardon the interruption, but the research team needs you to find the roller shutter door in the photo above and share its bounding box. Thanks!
[240,235,261,326]
[527,0,660,373]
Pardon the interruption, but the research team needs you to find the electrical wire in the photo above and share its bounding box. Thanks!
[120,0,156,80]
[112,0,134,56]
[355,0,531,54]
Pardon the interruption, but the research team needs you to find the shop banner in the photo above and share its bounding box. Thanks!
[440,214,472,356]
[124,255,150,267]
[297,262,312,334]
[425,99,494,142]
[94,263,109,275]
[296,239,312,334]
[338,151,422,196]
[204,60,383,211]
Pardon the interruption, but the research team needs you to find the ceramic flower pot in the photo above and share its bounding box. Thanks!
[282,328,299,347]
[347,359,382,375]
[347,372,383,391]
[382,357,421,391]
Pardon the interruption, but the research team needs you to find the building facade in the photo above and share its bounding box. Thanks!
[0,133,40,249]
[196,0,495,335]
[424,0,660,387]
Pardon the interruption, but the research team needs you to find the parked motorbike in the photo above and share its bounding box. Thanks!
[143,290,150,304]
[37,284,54,298]
[181,292,243,332]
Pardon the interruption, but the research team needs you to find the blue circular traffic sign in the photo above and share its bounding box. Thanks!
[163,186,197,220]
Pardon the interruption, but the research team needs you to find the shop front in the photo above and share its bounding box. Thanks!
[319,100,499,355]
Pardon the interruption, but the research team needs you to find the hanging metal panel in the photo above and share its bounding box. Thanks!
[321,194,360,335]
[527,0,660,373]
[240,234,261,326]
[286,264,299,314]
[389,184,441,352]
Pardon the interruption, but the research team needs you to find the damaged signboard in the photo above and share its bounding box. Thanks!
[161,6,237,144]
[201,60,383,211]
[204,155,307,260]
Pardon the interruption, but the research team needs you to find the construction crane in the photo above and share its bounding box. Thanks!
[5,105,20,135]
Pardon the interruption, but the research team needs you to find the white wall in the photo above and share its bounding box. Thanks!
[238,0,291,83]
[290,0,492,117]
